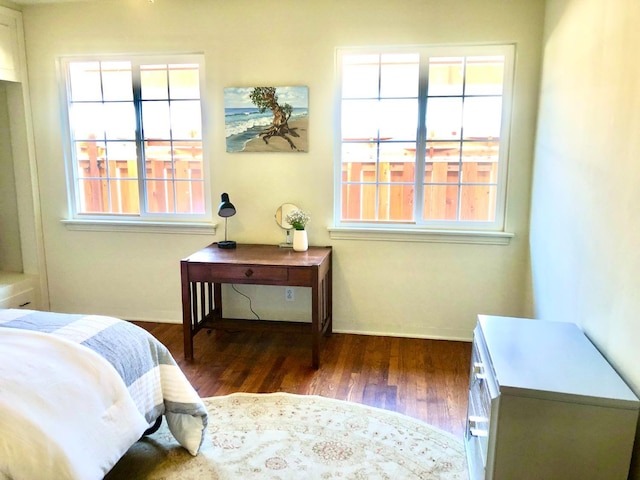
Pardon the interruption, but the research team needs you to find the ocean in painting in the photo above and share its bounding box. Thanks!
[224,107,309,153]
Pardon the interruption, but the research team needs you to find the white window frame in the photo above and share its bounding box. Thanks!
[331,44,515,245]
[58,53,213,234]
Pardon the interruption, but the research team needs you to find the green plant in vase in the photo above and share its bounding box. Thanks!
[286,209,310,230]
[286,209,310,251]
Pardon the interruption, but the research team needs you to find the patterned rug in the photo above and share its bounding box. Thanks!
[106,392,468,479]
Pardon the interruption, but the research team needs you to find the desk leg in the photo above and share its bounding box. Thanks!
[180,261,194,361]
[214,283,222,319]
[326,262,333,336]
[311,281,320,369]
[311,259,332,369]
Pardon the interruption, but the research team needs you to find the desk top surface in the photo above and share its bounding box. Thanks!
[182,243,331,267]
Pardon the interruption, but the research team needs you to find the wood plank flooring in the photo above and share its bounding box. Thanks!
[136,321,472,437]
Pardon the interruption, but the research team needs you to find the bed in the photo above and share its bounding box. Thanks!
[0,308,208,480]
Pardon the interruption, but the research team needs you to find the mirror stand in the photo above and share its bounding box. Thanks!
[275,203,299,248]
[280,229,293,248]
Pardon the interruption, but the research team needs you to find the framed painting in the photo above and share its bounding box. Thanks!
[224,86,308,153]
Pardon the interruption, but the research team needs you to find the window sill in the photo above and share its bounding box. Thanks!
[61,219,216,235]
[327,226,514,245]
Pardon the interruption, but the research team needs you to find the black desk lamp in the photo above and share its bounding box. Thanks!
[217,192,236,249]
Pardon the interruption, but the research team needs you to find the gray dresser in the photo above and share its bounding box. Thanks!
[465,315,639,479]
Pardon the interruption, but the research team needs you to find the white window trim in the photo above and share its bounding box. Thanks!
[328,226,513,245]
[333,44,516,242]
[58,53,212,228]
[61,218,216,235]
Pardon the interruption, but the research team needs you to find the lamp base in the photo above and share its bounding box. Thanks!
[217,240,237,249]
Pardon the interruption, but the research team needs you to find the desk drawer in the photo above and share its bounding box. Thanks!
[190,264,290,283]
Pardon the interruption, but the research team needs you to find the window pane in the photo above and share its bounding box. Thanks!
[146,179,175,214]
[174,141,204,212]
[461,140,499,164]
[104,103,136,140]
[145,141,173,179]
[379,99,417,140]
[106,142,138,178]
[462,97,502,139]
[461,141,499,184]
[423,184,458,220]
[173,141,203,168]
[342,99,379,140]
[69,62,102,101]
[341,186,355,220]
[379,183,414,221]
[78,179,108,213]
[342,142,378,164]
[379,142,415,183]
[341,159,377,183]
[426,97,463,140]
[428,57,464,96]
[342,55,380,99]
[185,180,205,213]
[75,141,105,178]
[380,56,419,98]
[426,141,461,165]
[70,103,105,140]
[341,183,363,220]
[142,101,171,139]
[101,62,133,101]
[460,185,496,221]
[169,64,200,99]
[465,56,504,95]
[175,180,205,214]
[341,155,375,221]
[141,65,168,100]
[461,161,498,184]
[424,160,460,184]
[108,179,139,214]
[170,100,203,139]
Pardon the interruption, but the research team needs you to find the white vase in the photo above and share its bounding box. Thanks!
[292,229,308,252]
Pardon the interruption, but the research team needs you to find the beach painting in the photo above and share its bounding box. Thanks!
[224,86,309,153]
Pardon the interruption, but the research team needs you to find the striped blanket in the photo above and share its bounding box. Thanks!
[0,309,208,480]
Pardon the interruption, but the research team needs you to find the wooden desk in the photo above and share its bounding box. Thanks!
[180,243,332,368]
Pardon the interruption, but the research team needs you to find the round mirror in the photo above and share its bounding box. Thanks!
[275,203,299,230]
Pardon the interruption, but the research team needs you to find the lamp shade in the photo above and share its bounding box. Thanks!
[218,193,236,218]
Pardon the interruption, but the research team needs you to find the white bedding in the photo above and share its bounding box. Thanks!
[0,309,208,480]
[0,329,147,479]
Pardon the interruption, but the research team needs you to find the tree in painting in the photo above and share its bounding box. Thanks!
[249,87,300,150]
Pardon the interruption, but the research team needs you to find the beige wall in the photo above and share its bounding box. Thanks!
[531,0,640,473]
[0,0,18,10]
[22,0,544,339]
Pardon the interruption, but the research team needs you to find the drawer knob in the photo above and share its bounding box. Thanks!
[472,362,487,381]
[468,415,489,437]
[245,269,254,277]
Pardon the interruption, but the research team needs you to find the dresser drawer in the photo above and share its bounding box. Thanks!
[466,392,487,480]
[189,263,291,284]
[467,341,492,464]
[0,287,34,309]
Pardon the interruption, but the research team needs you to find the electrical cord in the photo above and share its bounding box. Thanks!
[231,284,261,320]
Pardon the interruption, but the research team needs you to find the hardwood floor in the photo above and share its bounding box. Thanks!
[136,321,472,437]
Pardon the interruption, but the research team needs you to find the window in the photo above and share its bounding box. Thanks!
[335,45,514,234]
[60,54,209,226]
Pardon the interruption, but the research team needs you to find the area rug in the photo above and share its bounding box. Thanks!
[106,392,468,480]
